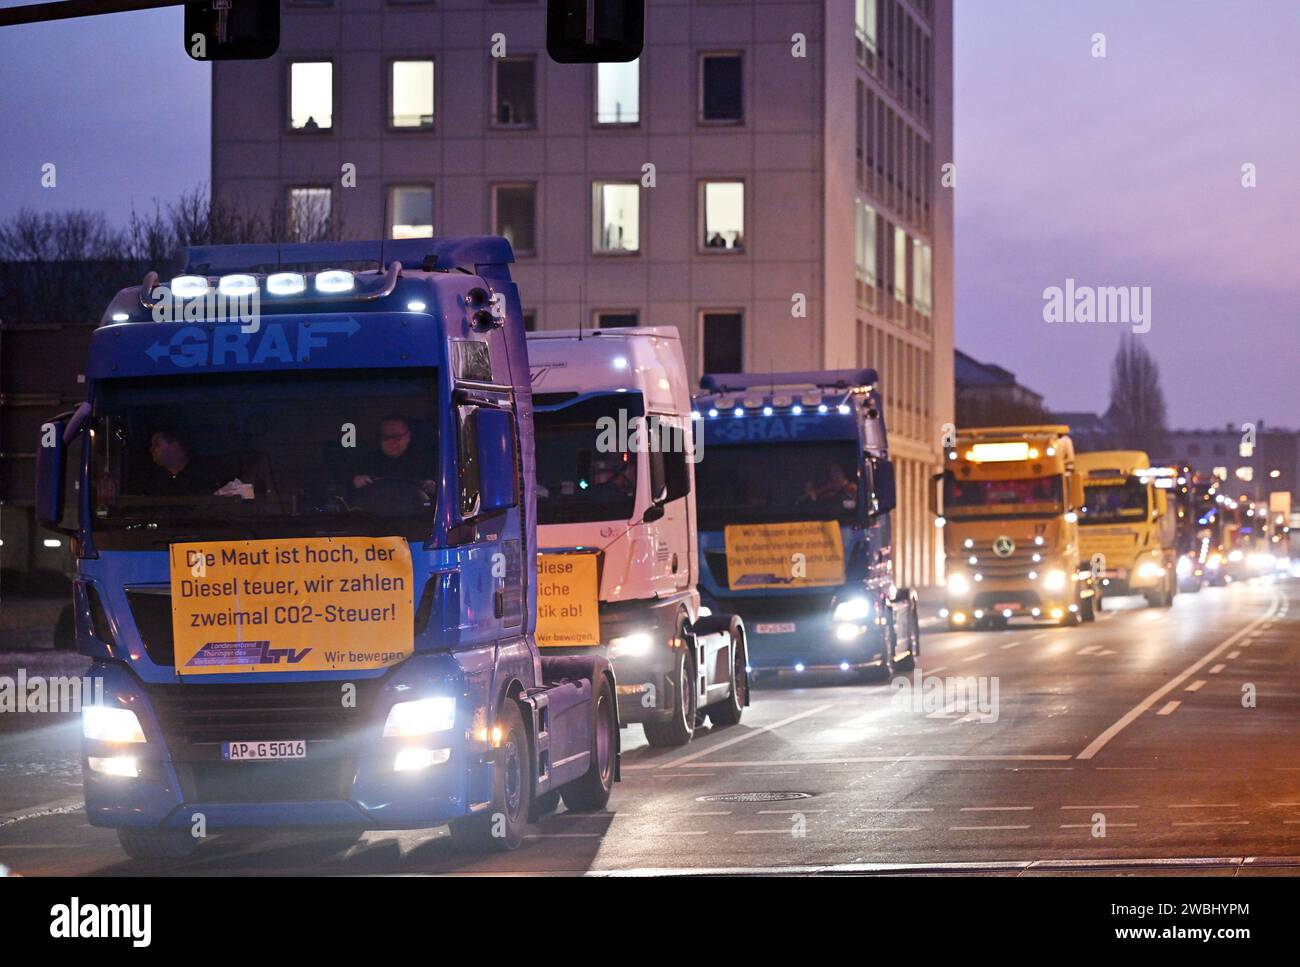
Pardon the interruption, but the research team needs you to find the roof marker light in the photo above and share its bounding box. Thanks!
[792,405,803,415]
[733,407,744,418]
[762,406,773,416]
[818,404,829,414]
[267,272,306,295]
[838,404,851,415]
[170,275,209,298]
[407,300,427,312]
[708,408,719,418]
[315,270,355,294]
[111,312,129,322]
[217,274,258,297]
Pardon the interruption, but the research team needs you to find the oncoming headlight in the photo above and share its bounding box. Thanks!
[383,697,456,737]
[1137,560,1165,580]
[832,598,871,622]
[1176,556,1193,576]
[946,573,971,596]
[1042,569,1067,592]
[610,632,654,657]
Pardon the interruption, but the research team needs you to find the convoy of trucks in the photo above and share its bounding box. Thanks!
[36,233,1285,863]
[1075,451,1179,609]
[937,425,1097,629]
[527,328,747,746]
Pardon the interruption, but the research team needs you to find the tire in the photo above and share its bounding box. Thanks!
[117,827,200,861]
[706,623,747,728]
[894,603,920,672]
[861,614,897,682]
[1081,594,1096,623]
[449,699,531,852]
[642,649,696,747]
[1059,604,1082,627]
[560,674,617,812]
[528,790,561,823]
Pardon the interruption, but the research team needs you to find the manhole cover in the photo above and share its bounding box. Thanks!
[696,792,814,804]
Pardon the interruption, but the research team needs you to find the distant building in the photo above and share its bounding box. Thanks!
[1163,422,1300,509]
[954,349,1045,427]
[1050,410,1113,453]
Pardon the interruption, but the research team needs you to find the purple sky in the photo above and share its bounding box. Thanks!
[1,1,1296,429]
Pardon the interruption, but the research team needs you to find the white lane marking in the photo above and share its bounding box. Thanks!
[1060,805,1139,810]
[960,651,987,662]
[1185,680,1207,692]
[758,809,828,815]
[1077,645,1102,655]
[1169,803,1240,809]
[1209,663,1226,674]
[625,703,835,770]
[1000,641,1022,650]
[734,829,796,836]
[1157,701,1181,716]
[0,796,85,829]
[657,754,1075,768]
[960,806,1033,812]
[856,807,934,812]
[526,833,603,839]
[1061,823,1137,829]
[672,811,732,817]
[845,826,922,832]
[949,825,1031,831]
[1076,591,1280,760]
[925,665,948,675]
[1172,821,1250,827]
[1226,650,1241,659]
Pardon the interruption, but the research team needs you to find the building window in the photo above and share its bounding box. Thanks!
[493,183,537,255]
[289,61,333,131]
[596,58,639,124]
[287,187,332,242]
[597,311,638,329]
[388,185,433,239]
[893,226,908,303]
[592,182,639,254]
[700,181,744,252]
[855,199,877,287]
[702,312,743,374]
[494,58,536,128]
[389,60,433,129]
[912,239,932,315]
[700,52,743,123]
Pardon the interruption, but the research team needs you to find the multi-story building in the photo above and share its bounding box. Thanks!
[1164,422,1300,510]
[210,0,954,586]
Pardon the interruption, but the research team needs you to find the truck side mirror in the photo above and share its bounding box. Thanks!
[547,0,644,64]
[872,457,896,516]
[36,402,89,532]
[474,408,519,515]
[663,446,691,504]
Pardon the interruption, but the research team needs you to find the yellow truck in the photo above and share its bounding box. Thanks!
[936,426,1097,629]
[1075,451,1178,608]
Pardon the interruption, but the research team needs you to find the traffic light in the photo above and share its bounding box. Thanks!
[184,0,279,61]
[546,0,643,64]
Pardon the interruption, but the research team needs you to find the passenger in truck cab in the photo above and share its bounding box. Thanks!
[801,461,858,507]
[351,414,436,496]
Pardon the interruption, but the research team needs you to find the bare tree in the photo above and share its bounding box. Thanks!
[1104,334,1169,455]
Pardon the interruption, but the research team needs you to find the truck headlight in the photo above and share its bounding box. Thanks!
[82,706,146,744]
[1176,556,1193,576]
[610,632,654,657]
[946,573,971,596]
[383,697,456,737]
[1042,569,1068,592]
[832,598,871,622]
[1137,561,1165,580]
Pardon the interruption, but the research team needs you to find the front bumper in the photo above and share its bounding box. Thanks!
[945,581,1077,623]
[700,593,887,672]
[81,655,496,832]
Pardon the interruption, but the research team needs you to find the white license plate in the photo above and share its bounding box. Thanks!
[755,622,796,634]
[222,740,306,761]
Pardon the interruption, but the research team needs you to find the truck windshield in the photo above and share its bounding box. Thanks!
[1080,479,1150,524]
[944,474,1063,518]
[695,441,859,530]
[91,367,438,548]
[535,393,642,525]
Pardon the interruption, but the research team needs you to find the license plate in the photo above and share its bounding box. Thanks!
[993,602,1022,612]
[222,740,306,761]
[755,622,796,634]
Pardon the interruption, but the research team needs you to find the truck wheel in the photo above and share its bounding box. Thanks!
[449,699,531,852]
[707,622,747,728]
[894,604,920,671]
[117,828,200,862]
[1081,594,1096,622]
[642,650,696,747]
[560,674,617,812]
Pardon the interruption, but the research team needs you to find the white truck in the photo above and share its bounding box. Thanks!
[527,327,748,746]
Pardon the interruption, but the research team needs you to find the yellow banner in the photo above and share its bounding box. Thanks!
[169,536,414,675]
[536,553,600,647]
[724,521,846,590]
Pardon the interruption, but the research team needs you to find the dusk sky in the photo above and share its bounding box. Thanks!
[1,0,1296,429]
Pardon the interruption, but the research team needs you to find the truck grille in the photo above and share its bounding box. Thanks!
[970,547,1051,580]
[147,680,381,752]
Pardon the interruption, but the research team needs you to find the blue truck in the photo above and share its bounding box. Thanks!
[36,237,618,859]
[691,371,919,681]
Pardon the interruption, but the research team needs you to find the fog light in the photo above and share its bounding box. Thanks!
[1050,608,1064,620]
[835,622,865,641]
[951,611,967,625]
[88,755,139,778]
[610,632,654,656]
[832,598,871,622]
[383,697,455,737]
[394,748,450,772]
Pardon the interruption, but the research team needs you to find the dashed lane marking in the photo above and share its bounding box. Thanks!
[1157,701,1181,715]
[1185,680,1207,692]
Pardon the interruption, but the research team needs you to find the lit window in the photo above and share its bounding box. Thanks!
[893,226,907,303]
[494,184,536,255]
[701,181,744,252]
[288,187,332,242]
[912,239,932,315]
[1235,467,1253,482]
[290,62,333,131]
[593,182,639,254]
[596,59,639,124]
[856,200,877,286]
[391,60,434,129]
[389,186,433,239]
[494,58,536,127]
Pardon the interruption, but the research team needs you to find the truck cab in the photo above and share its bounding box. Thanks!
[938,425,1097,628]
[527,328,747,747]
[691,371,918,682]
[1076,451,1179,608]
[36,237,618,859]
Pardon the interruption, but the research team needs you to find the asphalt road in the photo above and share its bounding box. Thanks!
[1,578,1296,876]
